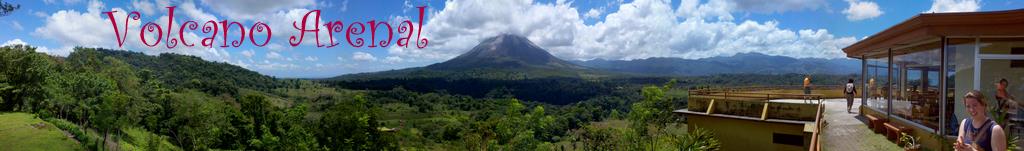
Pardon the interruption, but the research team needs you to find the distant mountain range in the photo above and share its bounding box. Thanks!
[319,34,860,104]
[573,53,860,76]
[331,34,858,80]
[331,34,614,80]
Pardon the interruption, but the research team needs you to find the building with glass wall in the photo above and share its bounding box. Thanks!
[843,9,1024,150]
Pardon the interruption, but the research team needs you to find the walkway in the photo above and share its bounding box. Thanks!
[819,98,902,151]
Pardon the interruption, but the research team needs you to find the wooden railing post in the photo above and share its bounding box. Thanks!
[706,99,716,114]
[761,101,769,120]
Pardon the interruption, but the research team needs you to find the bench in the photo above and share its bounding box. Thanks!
[865,114,887,134]
[884,122,913,143]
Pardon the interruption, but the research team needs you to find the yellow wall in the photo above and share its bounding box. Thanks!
[686,114,810,151]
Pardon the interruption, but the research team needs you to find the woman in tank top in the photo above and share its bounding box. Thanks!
[956,90,1007,151]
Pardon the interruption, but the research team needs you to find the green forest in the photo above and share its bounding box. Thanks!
[0,45,854,150]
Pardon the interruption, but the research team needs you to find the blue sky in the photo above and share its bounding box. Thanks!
[1,0,1021,78]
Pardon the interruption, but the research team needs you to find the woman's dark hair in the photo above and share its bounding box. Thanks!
[848,79,854,83]
[1001,78,1009,85]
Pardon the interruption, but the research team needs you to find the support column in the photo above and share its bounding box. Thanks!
[888,48,893,119]
[940,37,948,138]
[862,55,868,110]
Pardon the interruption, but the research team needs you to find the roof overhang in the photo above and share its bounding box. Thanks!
[843,9,1024,58]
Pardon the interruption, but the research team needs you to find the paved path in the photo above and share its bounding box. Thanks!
[819,98,902,151]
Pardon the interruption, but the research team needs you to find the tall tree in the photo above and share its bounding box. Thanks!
[628,79,679,150]
[317,94,397,150]
[93,91,130,149]
[0,45,52,111]
[0,0,18,17]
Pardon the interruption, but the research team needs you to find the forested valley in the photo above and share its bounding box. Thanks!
[1,45,854,150]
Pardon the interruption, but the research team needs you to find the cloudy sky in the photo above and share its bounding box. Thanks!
[1,0,1022,78]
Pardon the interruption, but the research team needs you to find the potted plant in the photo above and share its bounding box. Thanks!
[900,132,921,151]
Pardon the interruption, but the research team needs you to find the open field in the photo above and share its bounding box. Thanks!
[0,113,82,151]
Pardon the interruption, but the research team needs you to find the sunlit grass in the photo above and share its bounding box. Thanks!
[0,113,82,151]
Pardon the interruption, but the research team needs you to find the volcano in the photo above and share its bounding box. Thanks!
[425,34,586,70]
[330,34,609,80]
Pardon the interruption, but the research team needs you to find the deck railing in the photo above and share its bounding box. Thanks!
[688,85,845,100]
[809,100,825,151]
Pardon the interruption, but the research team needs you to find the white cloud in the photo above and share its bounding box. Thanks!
[33,0,238,62]
[37,46,75,57]
[231,59,250,68]
[34,11,49,18]
[388,0,584,61]
[131,0,156,15]
[304,56,319,61]
[9,21,23,31]
[2,39,27,46]
[240,49,255,58]
[251,9,333,48]
[584,8,602,19]
[341,0,350,12]
[925,0,980,13]
[253,61,299,70]
[266,51,283,59]
[674,0,828,19]
[336,56,345,61]
[383,56,404,64]
[390,0,859,62]
[675,0,734,21]
[2,39,73,56]
[352,52,377,61]
[403,0,414,13]
[728,0,828,13]
[198,0,315,20]
[843,0,883,21]
[178,1,219,22]
[34,0,117,48]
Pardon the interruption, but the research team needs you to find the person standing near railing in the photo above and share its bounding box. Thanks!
[846,79,857,113]
[804,75,812,95]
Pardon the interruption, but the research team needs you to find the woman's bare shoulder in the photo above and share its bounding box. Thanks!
[992,123,1004,133]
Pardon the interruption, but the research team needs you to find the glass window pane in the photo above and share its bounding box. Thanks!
[892,42,942,130]
[867,56,889,112]
[978,38,1024,138]
[945,38,973,135]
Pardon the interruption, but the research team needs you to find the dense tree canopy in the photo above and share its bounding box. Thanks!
[0,45,851,150]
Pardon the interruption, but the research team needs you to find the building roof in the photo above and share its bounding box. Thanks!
[843,9,1024,58]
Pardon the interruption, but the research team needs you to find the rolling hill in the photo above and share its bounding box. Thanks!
[67,48,285,96]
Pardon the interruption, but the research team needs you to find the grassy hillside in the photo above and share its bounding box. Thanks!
[0,113,82,151]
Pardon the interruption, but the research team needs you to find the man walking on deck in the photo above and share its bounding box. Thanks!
[845,79,857,113]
